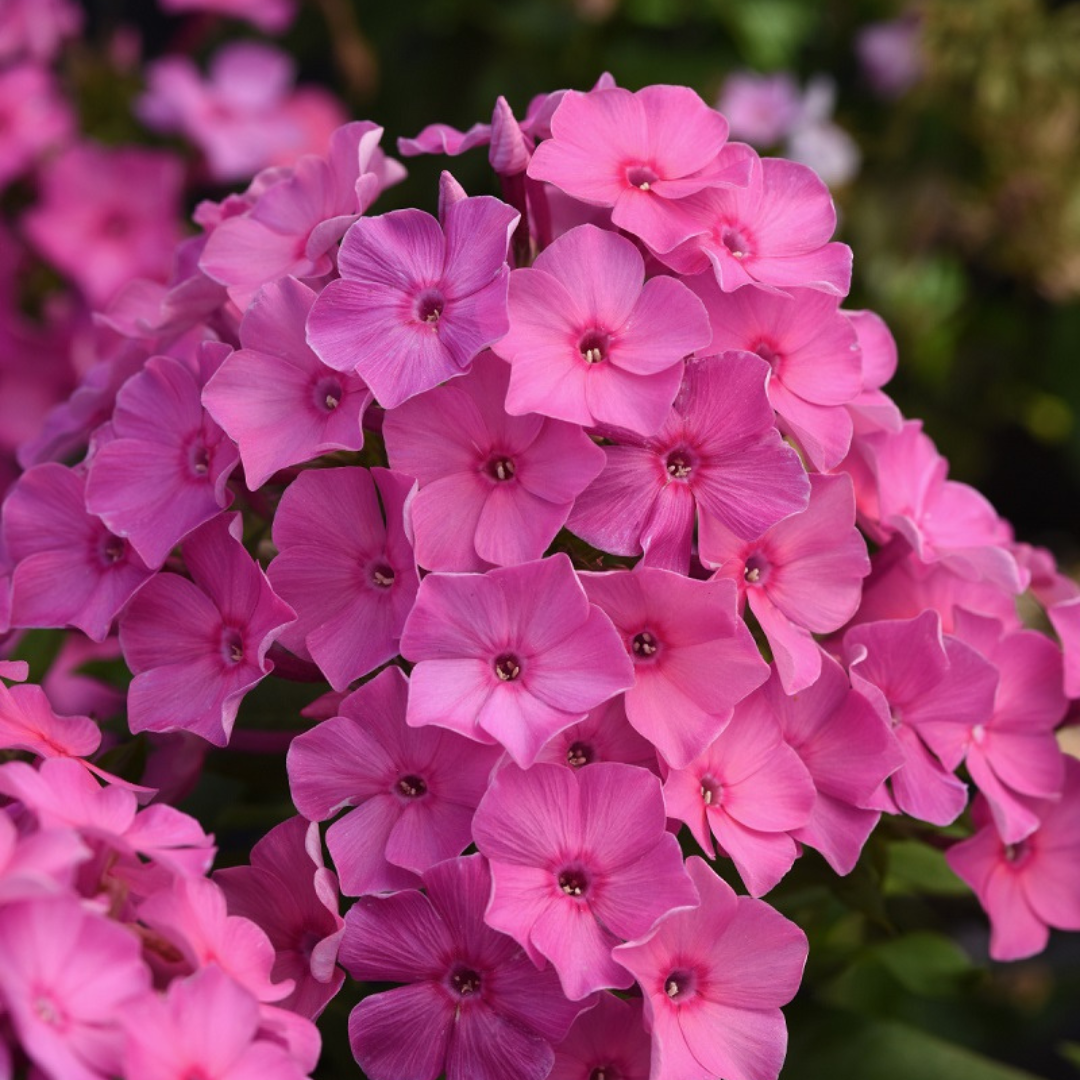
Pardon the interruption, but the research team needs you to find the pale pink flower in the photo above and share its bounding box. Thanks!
[717,72,802,146]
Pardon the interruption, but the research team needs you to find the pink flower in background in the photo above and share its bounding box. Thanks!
[383,350,605,570]
[614,857,808,1080]
[307,189,519,408]
[340,855,587,1080]
[138,42,347,182]
[493,224,711,434]
[22,142,184,307]
[287,667,501,896]
[717,72,802,146]
[857,15,924,97]
[400,554,634,767]
[946,761,1080,962]
[473,761,698,999]
[0,63,73,189]
[0,0,81,63]
[158,0,297,34]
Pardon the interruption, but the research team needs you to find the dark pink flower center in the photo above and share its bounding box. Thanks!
[721,224,752,259]
[557,866,590,897]
[744,552,769,585]
[396,774,427,798]
[371,563,395,588]
[450,966,482,996]
[579,328,611,365]
[663,968,697,1002]
[1004,840,1032,866]
[567,741,593,768]
[486,456,516,481]
[751,338,781,370]
[631,630,659,660]
[100,210,132,239]
[665,448,694,480]
[32,991,65,1027]
[494,653,522,681]
[415,289,444,325]
[313,375,343,413]
[590,1068,619,1080]
[98,532,127,567]
[625,163,659,191]
[187,441,210,478]
[220,627,244,665]
[700,774,722,806]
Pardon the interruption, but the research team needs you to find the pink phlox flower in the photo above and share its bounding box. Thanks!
[657,144,853,296]
[946,761,1080,962]
[690,275,862,469]
[84,353,240,569]
[473,761,698,999]
[138,41,347,183]
[41,632,126,723]
[717,71,803,146]
[400,553,635,768]
[493,224,711,435]
[701,472,869,694]
[341,854,587,1080]
[268,467,417,691]
[950,609,1068,843]
[663,702,815,897]
[533,694,660,775]
[121,965,314,1080]
[307,182,519,408]
[158,0,297,32]
[581,567,768,768]
[613,856,808,1080]
[857,15,925,98]
[0,674,101,760]
[0,63,73,190]
[853,420,1024,592]
[382,350,605,570]
[568,353,810,574]
[203,277,371,490]
[137,876,295,1004]
[0,809,90,903]
[0,659,27,682]
[550,992,651,1080]
[1049,594,1080,698]
[0,0,81,63]
[527,84,746,255]
[751,657,902,875]
[1015,541,1080,610]
[844,610,998,826]
[844,308,904,435]
[2,462,154,640]
[286,666,501,896]
[119,513,296,746]
[22,141,185,307]
[215,816,345,1020]
[200,121,406,309]
[0,895,150,1080]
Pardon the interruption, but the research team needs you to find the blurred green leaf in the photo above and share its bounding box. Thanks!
[884,839,970,897]
[871,931,974,997]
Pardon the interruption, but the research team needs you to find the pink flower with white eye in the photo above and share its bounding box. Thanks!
[568,353,809,574]
[657,144,853,296]
[268,467,417,692]
[341,854,588,1080]
[400,553,634,768]
[493,224,711,436]
[287,666,502,896]
[472,761,698,1000]
[701,472,869,694]
[382,350,604,570]
[613,857,808,1080]
[690,275,862,469]
[946,761,1080,962]
[528,84,744,255]
[664,703,815,897]
[580,567,768,768]
[203,277,371,491]
[307,188,519,409]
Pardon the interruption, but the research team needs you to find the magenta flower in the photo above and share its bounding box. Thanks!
[0,676,100,760]
[533,695,659,774]
[119,513,296,745]
[287,666,501,896]
[664,703,815,896]
[473,761,698,999]
[1050,594,1080,697]
[946,762,1080,961]
[701,472,869,694]
[214,816,346,1020]
[400,553,635,767]
[340,854,588,1080]
[85,354,240,569]
[382,350,605,570]
[307,188,520,408]
[493,224,711,435]
[268,467,417,691]
[203,277,371,491]
[581,567,768,767]
[550,992,651,1080]
[0,63,72,189]
[157,0,297,33]
[613,856,808,1080]
[568,353,810,573]
[528,85,741,254]
[3,462,154,640]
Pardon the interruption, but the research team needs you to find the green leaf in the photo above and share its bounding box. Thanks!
[870,932,974,997]
[884,839,970,897]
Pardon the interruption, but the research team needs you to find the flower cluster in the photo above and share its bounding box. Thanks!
[1,71,1079,1080]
